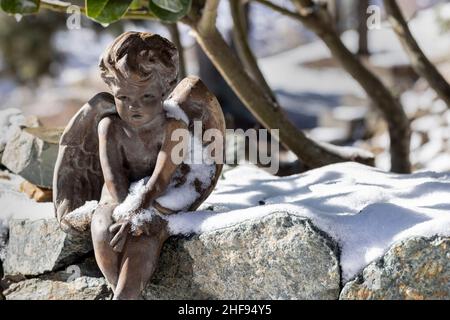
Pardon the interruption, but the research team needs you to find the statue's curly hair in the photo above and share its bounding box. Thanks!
[99,31,179,97]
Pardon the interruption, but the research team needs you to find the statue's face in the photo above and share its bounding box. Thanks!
[112,79,165,129]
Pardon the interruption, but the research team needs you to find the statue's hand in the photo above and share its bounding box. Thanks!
[108,220,131,253]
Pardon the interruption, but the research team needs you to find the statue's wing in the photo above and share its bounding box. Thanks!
[53,93,116,227]
[154,76,226,214]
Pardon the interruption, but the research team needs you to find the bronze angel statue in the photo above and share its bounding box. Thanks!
[52,32,225,300]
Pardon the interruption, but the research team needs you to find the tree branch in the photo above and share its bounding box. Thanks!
[197,0,220,35]
[230,0,278,107]
[165,22,187,80]
[252,0,302,21]
[286,0,411,173]
[384,0,450,108]
[193,24,374,168]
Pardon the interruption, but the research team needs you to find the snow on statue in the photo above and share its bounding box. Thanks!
[52,32,226,300]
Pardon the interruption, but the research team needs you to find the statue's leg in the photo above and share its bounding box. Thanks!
[91,204,120,291]
[113,221,169,300]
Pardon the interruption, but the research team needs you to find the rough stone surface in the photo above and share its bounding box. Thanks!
[0,109,39,160]
[144,212,341,300]
[3,218,92,276]
[340,236,450,300]
[1,127,63,188]
[4,276,111,300]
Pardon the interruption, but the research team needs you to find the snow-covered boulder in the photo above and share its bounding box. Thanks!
[1,162,450,300]
[340,236,450,300]
[3,213,341,300]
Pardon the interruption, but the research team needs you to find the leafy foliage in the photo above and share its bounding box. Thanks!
[0,0,39,14]
[153,0,183,13]
[149,0,191,22]
[85,0,133,24]
[0,0,193,24]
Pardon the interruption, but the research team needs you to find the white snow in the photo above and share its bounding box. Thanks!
[43,133,217,231]
[113,133,216,226]
[308,127,348,143]
[0,172,53,225]
[157,134,216,211]
[64,200,99,231]
[161,162,450,281]
[440,3,450,20]
[163,99,190,125]
[332,106,368,122]
[113,132,216,227]
[156,163,216,211]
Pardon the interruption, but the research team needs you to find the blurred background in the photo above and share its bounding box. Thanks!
[0,0,449,173]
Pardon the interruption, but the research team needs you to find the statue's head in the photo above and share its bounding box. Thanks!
[99,31,179,128]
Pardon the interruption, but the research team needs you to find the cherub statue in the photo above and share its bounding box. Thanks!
[53,32,225,300]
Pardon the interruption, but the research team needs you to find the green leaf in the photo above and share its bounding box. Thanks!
[0,0,40,14]
[153,0,182,13]
[129,0,147,10]
[149,0,190,22]
[85,0,133,24]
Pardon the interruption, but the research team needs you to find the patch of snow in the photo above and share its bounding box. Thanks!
[156,165,215,212]
[332,106,368,122]
[317,140,374,160]
[260,49,364,97]
[163,99,190,125]
[114,133,216,227]
[308,127,348,143]
[440,3,450,20]
[0,176,54,224]
[64,200,99,231]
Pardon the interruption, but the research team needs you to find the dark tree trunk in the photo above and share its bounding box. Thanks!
[357,0,370,56]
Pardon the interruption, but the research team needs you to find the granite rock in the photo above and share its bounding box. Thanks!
[3,218,91,277]
[1,127,63,188]
[144,212,341,300]
[340,236,450,300]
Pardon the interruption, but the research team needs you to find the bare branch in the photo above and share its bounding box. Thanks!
[252,0,303,21]
[384,0,450,108]
[192,26,375,168]
[283,0,412,173]
[165,22,187,80]
[230,0,279,107]
[197,0,221,35]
